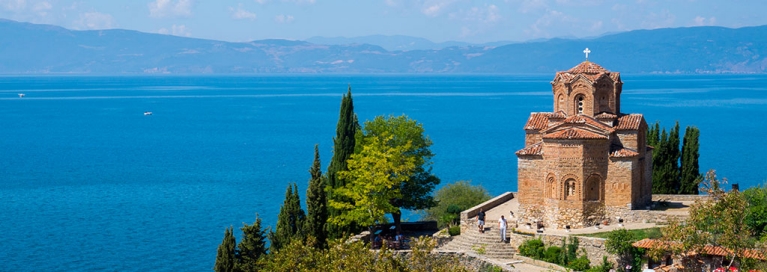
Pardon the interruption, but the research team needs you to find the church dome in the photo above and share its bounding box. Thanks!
[567,61,608,74]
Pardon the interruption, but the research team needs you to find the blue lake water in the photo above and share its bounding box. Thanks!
[1,74,766,271]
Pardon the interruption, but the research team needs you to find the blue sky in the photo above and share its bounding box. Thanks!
[1,0,765,43]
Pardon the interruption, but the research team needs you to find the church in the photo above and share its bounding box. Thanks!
[515,54,653,229]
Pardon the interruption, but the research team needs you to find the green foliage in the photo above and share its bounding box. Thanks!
[326,87,361,239]
[652,170,755,270]
[448,226,461,236]
[269,183,306,252]
[584,256,613,272]
[330,133,416,229]
[258,236,467,272]
[236,215,268,271]
[214,227,236,272]
[679,126,701,194]
[605,228,640,271]
[648,121,701,194]
[579,227,662,240]
[359,115,440,230]
[304,145,329,249]
[425,180,492,228]
[568,255,591,271]
[743,184,767,238]
[518,239,545,259]
[543,246,562,263]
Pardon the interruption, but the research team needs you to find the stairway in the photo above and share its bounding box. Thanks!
[438,225,517,260]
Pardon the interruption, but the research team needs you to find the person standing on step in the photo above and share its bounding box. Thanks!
[499,215,507,243]
[477,208,486,233]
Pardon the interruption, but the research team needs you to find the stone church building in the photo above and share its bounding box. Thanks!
[516,60,653,229]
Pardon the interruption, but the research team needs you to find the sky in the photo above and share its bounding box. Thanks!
[1,0,766,43]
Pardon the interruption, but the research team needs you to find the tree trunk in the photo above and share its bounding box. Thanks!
[392,210,402,233]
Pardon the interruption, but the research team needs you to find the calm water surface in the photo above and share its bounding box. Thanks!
[1,74,766,271]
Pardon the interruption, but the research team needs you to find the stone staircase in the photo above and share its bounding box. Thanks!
[438,225,517,260]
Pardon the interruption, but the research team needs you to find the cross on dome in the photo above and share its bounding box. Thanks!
[583,48,591,59]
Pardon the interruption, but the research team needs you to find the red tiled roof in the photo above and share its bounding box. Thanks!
[550,110,567,119]
[553,61,621,84]
[610,146,639,158]
[516,142,543,156]
[633,239,766,260]
[568,61,607,74]
[595,112,617,119]
[524,112,551,130]
[543,128,608,140]
[562,114,613,131]
[615,114,644,130]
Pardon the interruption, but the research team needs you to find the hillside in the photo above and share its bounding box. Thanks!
[0,19,765,74]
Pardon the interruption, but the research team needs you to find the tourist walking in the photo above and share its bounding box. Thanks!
[499,215,507,243]
[477,208,486,233]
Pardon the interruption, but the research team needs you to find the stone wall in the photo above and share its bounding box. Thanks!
[652,194,709,202]
[397,250,517,271]
[510,232,618,266]
[460,192,515,233]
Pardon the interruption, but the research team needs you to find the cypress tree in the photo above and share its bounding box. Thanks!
[236,214,268,271]
[652,128,673,194]
[304,144,328,249]
[326,86,360,238]
[214,227,237,272]
[269,183,306,252]
[668,122,681,192]
[679,126,701,194]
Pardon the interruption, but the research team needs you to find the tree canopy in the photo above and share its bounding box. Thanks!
[326,87,361,238]
[424,180,492,228]
[332,115,439,231]
[269,183,306,252]
[648,121,701,194]
[214,226,237,272]
[236,215,268,271]
[304,145,329,249]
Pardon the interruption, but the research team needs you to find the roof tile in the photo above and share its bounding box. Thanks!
[516,142,543,156]
[610,146,639,158]
[633,239,765,260]
[524,113,551,130]
[615,114,644,130]
[543,128,607,140]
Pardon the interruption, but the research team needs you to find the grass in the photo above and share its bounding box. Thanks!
[577,227,663,240]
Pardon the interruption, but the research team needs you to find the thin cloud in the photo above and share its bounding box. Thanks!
[148,0,192,18]
[229,6,256,20]
[73,11,115,30]
[1,0,26,12]
[158,24,191,37]
[274,14,294,23]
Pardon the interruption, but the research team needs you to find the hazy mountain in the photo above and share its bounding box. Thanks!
[0,19,765,74]
[305,35,513,51]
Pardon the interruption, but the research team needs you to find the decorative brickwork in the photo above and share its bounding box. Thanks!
[516,61,653,229]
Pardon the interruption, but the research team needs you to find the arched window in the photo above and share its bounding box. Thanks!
[546,176,556,199]
[564,179,576,200]
[557,94,565,112]
[575,95,585,114]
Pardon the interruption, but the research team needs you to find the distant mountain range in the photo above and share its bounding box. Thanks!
[1,19,766,74]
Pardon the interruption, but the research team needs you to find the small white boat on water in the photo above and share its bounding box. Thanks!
[18,93,25,98]
[144,111,153,116]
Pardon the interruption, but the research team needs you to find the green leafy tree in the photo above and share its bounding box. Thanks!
[326,87,360,239]
[214,227,237,272]
[269,183,306,252]
[679,126,701,194]
[744,184,767,238]
[236,215,268,271]
[424,180,492,228]
[356,115,440,231]
[330,133,417,230]
[304,144,329,249]
[605,228,641,272]
[651,170,755,271]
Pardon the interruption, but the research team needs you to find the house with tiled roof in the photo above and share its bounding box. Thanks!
[632,238,765,271]
[516,60,653,229]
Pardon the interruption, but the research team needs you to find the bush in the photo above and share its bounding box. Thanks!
[424,180,492,228]
[568,255,591,271]
[585,256,613,272]
[543,246,562,263]
[448,226,461,236]
[518,239,545,259]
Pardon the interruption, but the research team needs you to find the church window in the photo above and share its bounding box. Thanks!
[564,179,576,200]
[546,176,556,199]
[586,176,600,201]
[576,95,584,114]
[558,94,565,112]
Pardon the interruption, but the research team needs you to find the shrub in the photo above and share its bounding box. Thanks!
[424,180,492,228]
[585,256,613,272]
[518,239,545,259]
[448,226,461,236]
[568,255,591,271]
[543,246,562,263]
